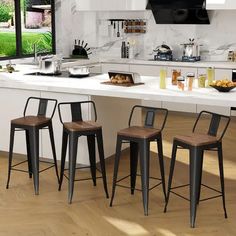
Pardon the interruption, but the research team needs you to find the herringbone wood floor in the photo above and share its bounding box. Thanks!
[0,112,235,235]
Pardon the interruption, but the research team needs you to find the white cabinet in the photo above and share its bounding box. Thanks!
[206,0,236,9]
[40,92,91,165]
[76,0,147,11]
[162,102,197,113]
[0,88,41,155]
[101,63,130,73]
[197,105,230,116]
[130,64,163,76]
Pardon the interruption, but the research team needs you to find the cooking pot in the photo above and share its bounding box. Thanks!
[39,56,62,75]
[68,65,94,77]
[181,39,202,58]
[153,44,172,54]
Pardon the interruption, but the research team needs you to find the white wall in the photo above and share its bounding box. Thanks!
[55,2,236,61]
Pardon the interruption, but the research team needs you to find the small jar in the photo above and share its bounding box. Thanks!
[228,51,234,62]
[172,69,181,85]
[177,76,185,91]
[198,74,206,88]
[186,72,195,91]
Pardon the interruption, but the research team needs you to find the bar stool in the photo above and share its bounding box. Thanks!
[6,97,59,195]
[164,110,231,228]
[110,105,168,215]
[58,101,109,203]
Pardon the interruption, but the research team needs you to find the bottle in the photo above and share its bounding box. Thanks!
[121,41,126,58]
[126,42,130,58]
[186,73,195,91]
[159,68,167,89]
[207,67,215,87]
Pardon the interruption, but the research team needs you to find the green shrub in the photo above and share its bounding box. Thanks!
[0,4,12,23]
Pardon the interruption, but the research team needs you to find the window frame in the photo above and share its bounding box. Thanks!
[0,0,56,60]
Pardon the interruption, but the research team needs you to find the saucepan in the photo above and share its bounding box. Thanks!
[68,65,94,78]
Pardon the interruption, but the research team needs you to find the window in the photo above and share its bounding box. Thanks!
[0,0,55,59]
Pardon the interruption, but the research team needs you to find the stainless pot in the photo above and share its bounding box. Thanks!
[39,56,62,75]
[181,39,202,58]
[153,44,172,54]
[68,66,93,77]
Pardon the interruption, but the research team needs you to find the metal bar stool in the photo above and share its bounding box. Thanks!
[110,105,168,215]
[6,97,59,195]
[58,101,109,203]
[164,110,231,228]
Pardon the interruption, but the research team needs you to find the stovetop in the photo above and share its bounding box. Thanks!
[25,71,101,78]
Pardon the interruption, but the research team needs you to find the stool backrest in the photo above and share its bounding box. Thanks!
[128,105,168,131]
[192,110,230,141]
[23,97,57,119]
[58,101,97,124]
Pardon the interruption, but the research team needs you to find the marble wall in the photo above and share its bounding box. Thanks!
[55,1,236,61]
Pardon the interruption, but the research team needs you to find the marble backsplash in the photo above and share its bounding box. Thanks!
[55,0,236,62]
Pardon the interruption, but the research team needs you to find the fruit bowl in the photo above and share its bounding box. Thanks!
[210,85,236,92]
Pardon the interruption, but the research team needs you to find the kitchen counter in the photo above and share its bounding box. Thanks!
[0,68,236,107]
[101,58,236,69]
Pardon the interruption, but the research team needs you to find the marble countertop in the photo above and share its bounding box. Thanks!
[1,57,236,70]
[0,66,236,107]
[101,58,236,69]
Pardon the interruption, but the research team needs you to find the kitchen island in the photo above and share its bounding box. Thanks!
[0,68,235,164]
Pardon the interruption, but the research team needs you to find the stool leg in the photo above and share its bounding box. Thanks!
[6,125,15,189]
[96,130,109,198]
[139,139,150,216]
[68,132,78,204]
[197,150,204,205]
[157,135,167,202]
[29,128,40,195]
[87,134,96,186]
[110,136,122,206]
[58,130,68,191]
[48,121,60,184]
[217,142,228,218]
[130,141,138,195]
[164,141,178,213]
[25,130,32,178]
[189,147,202,228]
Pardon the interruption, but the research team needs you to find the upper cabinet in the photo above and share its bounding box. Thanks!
[206,0,236,9]
[76,0,147,11]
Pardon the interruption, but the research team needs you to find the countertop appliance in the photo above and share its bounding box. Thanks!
[146,0,210,24]
[153,44,173,61]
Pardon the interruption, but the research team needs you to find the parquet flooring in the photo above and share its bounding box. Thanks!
[0,112,235,235]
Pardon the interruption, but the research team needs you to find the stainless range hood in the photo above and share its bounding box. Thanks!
[147,0,210,24]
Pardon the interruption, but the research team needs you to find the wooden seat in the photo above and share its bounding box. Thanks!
[110,105,168,216]
[6,97,59,195]
[165,111,231,228]
[174,133,218,147]
[11,116,50,127]
[118,126,161,139]
[63,121,101,132]
[58,101,109,204]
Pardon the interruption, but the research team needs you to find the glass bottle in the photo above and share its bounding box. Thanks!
[159,68,167,89]
[186,72,195,91]
[172,69,181,85]
[207,67,215,87]
[198,74,206,88]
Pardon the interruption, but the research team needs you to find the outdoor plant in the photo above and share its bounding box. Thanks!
[0,4,12,22]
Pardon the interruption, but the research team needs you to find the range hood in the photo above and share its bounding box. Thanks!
[147,0,210,24]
